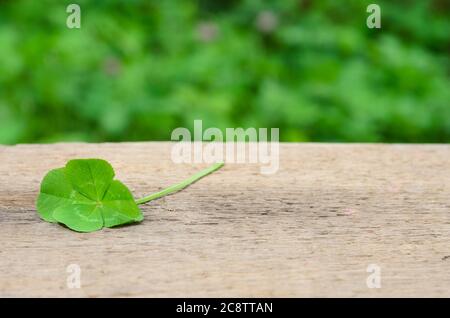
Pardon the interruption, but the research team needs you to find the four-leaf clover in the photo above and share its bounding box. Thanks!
[36,159,223,232]
[37,159,143,232]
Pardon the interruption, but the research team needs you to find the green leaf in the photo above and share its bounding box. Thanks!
[36,159,143,232]
[36,159,224,233]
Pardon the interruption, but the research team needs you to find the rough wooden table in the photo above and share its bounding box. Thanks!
[0,142,449,297]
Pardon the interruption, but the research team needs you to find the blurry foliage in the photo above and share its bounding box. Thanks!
[0,0,449,144]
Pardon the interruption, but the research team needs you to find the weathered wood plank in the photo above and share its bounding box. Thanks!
[0,142,449,297]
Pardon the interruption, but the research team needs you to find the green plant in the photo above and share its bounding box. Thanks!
[36,159,224,232]
[1,1,449,144]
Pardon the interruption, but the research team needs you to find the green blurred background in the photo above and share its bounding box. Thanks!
[0,0,449,144]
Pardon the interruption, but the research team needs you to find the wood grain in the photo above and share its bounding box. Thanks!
[0,142,449,297]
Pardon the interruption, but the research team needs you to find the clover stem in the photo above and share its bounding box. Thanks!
[135,162,224,205]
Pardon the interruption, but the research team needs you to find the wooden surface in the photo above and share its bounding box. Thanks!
[0,142,449,297]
